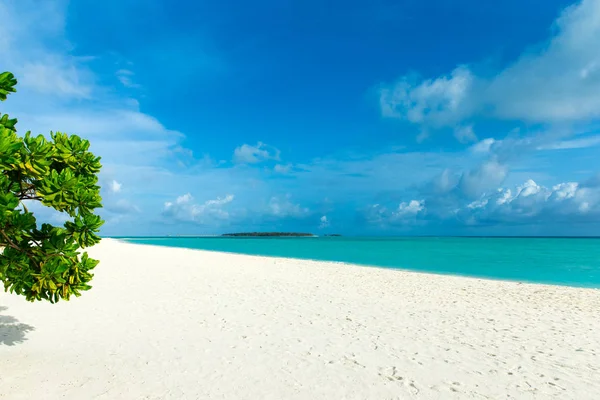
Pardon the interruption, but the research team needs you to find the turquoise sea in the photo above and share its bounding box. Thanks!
[117,237,600,288]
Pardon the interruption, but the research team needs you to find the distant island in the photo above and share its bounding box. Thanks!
[222,232,316,237]
[324,234,342,237]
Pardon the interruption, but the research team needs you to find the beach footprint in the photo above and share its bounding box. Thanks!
[378,366,403,382]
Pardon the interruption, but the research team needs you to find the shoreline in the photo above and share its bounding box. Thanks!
[2,238,600,399]
[118,239,600,291]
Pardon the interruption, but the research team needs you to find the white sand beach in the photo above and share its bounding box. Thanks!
[1,239,599,399]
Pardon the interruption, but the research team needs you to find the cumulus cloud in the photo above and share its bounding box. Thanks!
[415,155,514,223]
[364,204,389,226]
[454,125,477,143]
[458,160,508,199]
[469,138,497,154]
[380,66,474,127]
[268,196,309,218]
[380,0,600,132]
[109,180,122,193]
[393,200,425,217]
[371,165,600,228]
[420,157,508,198]
[365,199,425,226]
[319,215,330,229]
[423,169,460,195]
[233,142,281,164]
[98,179,142,217]
[458,179,600,225]
[4,0,598,236]
[163,193,235,223]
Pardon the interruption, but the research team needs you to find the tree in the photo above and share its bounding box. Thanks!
[0,71,104,303]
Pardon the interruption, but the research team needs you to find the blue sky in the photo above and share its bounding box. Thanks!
[2,0,600,236]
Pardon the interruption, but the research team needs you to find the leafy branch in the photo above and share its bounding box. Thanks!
[0,71,104,303]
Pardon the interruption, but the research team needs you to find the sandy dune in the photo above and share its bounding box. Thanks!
[1,239,599,399]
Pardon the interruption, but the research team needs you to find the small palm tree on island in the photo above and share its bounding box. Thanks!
[0,71,104,303]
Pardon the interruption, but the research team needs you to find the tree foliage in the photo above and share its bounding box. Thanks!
[0,71,104,303]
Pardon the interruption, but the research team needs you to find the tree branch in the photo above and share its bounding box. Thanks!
[0,227,42,271]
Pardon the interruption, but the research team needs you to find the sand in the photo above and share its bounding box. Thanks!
[1,239,599,399]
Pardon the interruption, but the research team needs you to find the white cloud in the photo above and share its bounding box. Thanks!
[4,0,598,235]
[268,196,309,218]
[99,179,141,216]
[0,0,199,236]
[104,199,141,215]
[116,69,141,88]
[537,134,600,150]
[205,195,235,207]
[364,204,389,226]
[319,215,330,229]
[458,178,600,224]
[1,0,189,171]
[233,142,280,164]
[18,109,183,142]
[163,193,235,223]
[426,169,460,194]
[370,174,600,228]
[380,0,600,133]
[365,199,425,226]
[469,138,497,154]
[164,192,311,225]
[380,66,474,127]
[454,125,477,143]
[469,132,600,155]
[487,0,600,122]
[274,164,292,173]
[393,200,425,217]
[0,1,96,100]
[458,160,508,198]
[109,180,122,193]
[20,60,94,99]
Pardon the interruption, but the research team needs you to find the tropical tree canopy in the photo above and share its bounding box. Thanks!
[0,71,104,303]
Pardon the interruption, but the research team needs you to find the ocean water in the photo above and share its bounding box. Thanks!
[117,237,600,288]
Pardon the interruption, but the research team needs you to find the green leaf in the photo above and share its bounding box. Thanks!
[0,71,104,303]
[0,72,17,101]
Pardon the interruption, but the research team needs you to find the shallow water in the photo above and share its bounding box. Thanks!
[117,236,600,288]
